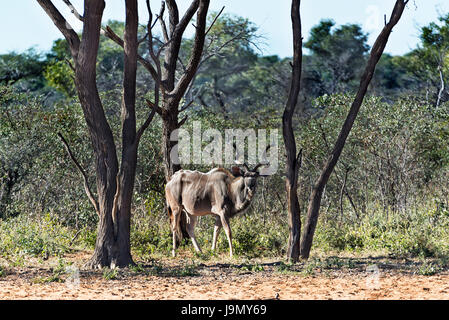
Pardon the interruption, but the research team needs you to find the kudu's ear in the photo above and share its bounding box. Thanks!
[231,166,244,177]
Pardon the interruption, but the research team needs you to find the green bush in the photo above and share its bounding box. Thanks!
[130,194,173,259]
[203,213,288,258]
[0,214,75,259]
[313,205,449,259]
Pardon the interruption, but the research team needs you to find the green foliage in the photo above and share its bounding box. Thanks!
[78,228,97,249]
[304,19,369,95]
[33,258,71,284]
[44,60,75,96]
[0,214,75,260]
[130,191,173,259]
[0,49,48,91]
[239,262,265,272]
[416,260,441,276]
[299,94,449,216]
[313,205,449,259]
[393,13,449,105]
[275,261,296,274]
[171,260,200,277]
[128,263,147,274]
[190,13,281,123]
[193,213,287,259]
[0,10,448,268]
[0,85,97,225]
[42,37,76,96]
[102,267,120,280]
[420,14,449,52]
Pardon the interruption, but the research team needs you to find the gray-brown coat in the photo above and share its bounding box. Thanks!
[165,166,263,257]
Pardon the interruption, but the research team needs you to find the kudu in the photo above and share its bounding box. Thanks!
[165,145,271,257]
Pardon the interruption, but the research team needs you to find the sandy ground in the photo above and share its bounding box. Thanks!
[1,253,449,300]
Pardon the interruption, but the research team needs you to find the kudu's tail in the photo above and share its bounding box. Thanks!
[166,202,187,245]
[180,211,190,240]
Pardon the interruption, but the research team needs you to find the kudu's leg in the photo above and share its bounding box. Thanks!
[186,214,202,253]
[211,216,222,251]
[171,207,182,257]
[218,212,233,258]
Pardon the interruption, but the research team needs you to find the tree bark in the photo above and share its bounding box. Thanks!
[161,101,182,181]
[283,0,303,263]
[299,0,409,260]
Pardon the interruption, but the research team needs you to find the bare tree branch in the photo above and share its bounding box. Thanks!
[102,25,160,83]
[57,132,99,216]
[171,0,209,98]
[146,99,163,115]
[136,108,157,143]
[62,0,84,21]
[157,1,170,43]
[179,98,195,113]
[176,0,201,37]
[36,0,80,58]
[283,0,303,263]
[205,6,225,36]
[177,115,188,128]
[165,0,180,35]
[111,174,121,239]
[198,29,248,69]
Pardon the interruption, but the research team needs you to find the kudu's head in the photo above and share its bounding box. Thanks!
[230,143,271,203]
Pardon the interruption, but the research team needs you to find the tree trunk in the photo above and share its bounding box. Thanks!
[37,0,145,268]
[283,0,303,263]
[111,0,140,267]
[103,0,210,244]
[300,0,409,260]
[161,100,182,181]
[68,0,122,268]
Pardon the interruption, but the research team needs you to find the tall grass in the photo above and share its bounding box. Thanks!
[1,199,449,263]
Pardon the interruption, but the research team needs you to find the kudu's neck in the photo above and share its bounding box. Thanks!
[230,178,255,216]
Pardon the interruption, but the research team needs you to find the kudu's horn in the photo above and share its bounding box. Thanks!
[232,142,250,171]
[253,144,271,172]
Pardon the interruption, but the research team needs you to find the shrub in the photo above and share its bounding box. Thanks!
[313,205,449,259]
[0,214,75,260]
[102,267,120,280]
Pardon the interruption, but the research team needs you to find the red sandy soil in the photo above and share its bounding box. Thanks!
[1,252,449,300]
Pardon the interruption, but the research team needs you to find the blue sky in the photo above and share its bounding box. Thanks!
[1,1,449,57]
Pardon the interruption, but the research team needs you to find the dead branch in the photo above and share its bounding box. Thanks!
[62,0,84,21]
[205,6,225,36]
[102,25,160,83]
[57,132,99,216]
[171,0,209,98]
